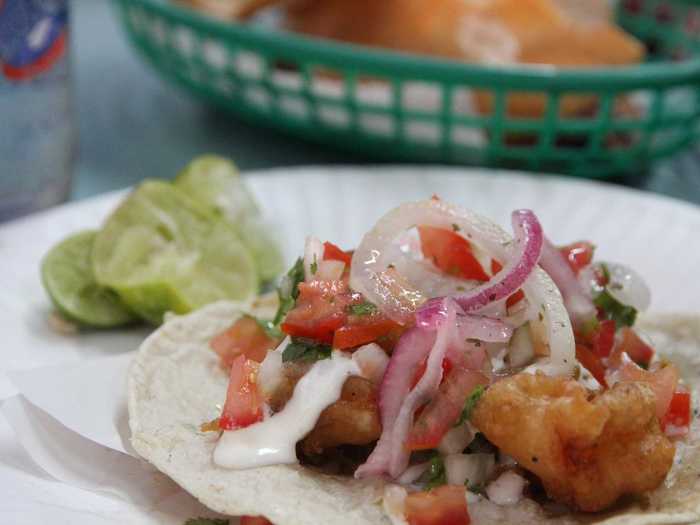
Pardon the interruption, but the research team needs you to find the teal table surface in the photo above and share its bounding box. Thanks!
[71,0,700,204]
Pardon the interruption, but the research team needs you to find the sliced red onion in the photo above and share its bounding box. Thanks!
[316,259,345,282]
[418,308,513,344]
[445,453,496,487]
[423,210,543,315]
[486,471,527,505]
[387,301,457,477]
[438,423,476,455]
[355,328,437,479]
[539,238,597,329]
[397,462,430,485]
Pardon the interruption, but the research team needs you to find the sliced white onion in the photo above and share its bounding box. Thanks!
[604,261,651,312]
[508,324,536,368]
[397,462,429,485]
[444,453,496,487]
[303,235,324,281]
[352,343,390,384]
[382,485,409,525]
[317,259,345,281]
[258,336,288,398]
[486,470,527,506]
[438,422,476,455]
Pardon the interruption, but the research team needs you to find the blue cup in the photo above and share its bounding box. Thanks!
[0,0,76,221]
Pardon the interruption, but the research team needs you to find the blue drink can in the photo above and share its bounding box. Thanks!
[0,0,75,221]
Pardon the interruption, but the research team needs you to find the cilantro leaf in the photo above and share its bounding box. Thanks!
[455,385,485,426]
[273,257,304,325]
[310,254,318,275]
[593,289,637,327]
[419,455,447,490]
[282,337,332,363]
[184,519,229,525]
[255,318,283,339]
[349,302,378,316]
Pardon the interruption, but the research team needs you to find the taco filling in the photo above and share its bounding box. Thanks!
[201,199,690,523]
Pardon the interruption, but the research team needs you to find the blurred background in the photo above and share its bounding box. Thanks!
[0,0,700,218]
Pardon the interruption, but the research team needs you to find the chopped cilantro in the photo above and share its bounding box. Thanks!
[456,385,485,426]
[599,262,611,284]
[349,302,378,316]
[255,318,283,339]
[184,519,229,525]
[282,337,332,363]
[452,223,460,232]
[419,454,447,490]
[310,254,318,275]
[593,289,637,327]
[273,257,304,325]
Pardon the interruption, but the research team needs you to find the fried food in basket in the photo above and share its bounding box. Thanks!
[179,0,281,19]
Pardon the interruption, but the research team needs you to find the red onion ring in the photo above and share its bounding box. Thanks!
[539,238,597,329]
[417,209,543,319]
[354,327,437,479]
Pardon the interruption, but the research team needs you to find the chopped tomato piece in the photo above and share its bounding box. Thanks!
[617,327,654,368]
[407,367,488,451]
[490,259,525,308]
[662,389,691,431]
[419,226,489,281]
[210,316,280,368]
[240,517,273,525]
[219,355,263,430]
[333,315,404,350]
[576,344,608,388]
[281,280,357,343]
[323,241,352,266]
[618,358,678,419]
[591,319,616,358]
[559,241,595,275]
[405,485,470,525]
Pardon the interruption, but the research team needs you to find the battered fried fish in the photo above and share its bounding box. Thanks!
[472,373,675,512]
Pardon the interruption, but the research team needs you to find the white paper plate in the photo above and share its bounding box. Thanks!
[1,165,699,524]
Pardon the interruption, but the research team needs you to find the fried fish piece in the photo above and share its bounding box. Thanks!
[472,373,675,512]
[268,365,381,454]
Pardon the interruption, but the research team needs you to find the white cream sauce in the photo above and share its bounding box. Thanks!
[213,351,360,470]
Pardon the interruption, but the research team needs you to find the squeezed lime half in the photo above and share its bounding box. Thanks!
[175,155,284,282]
[93,180,258,324]
[41,230,136,328]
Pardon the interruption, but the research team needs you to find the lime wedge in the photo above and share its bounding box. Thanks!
[93,180,258,324]
[175,155,284,282]
[41,230,136,327]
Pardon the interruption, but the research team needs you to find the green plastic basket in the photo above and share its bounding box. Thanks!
[114,0,700,178]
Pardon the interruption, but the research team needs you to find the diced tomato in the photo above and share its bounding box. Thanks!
[219,355,263,430]
[559,241,595,275]
[323,241,352,266]
[490,259,525,308]
[576,344,608,388]
[618,359,678,419]
[662,389,691,431]
[240,516,273,525]
[281,280,357,343]
[591,319,616,358]
[210,316,280,368]
[617,327,654,368]
[405,485,470,525]
[407,367,488,451]
[333,315,404,350]
[418,226,490,281]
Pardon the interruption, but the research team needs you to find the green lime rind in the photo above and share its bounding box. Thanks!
[41,230,136,328]
[175,155,284,282]
[93,180,258,325]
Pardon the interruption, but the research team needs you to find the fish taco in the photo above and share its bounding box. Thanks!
[128,199,700,525]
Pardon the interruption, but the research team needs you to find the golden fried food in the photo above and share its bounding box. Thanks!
[180,0,280,19]
[301,375,381,455]
[472,373,675,512]
[268,366,381,454]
